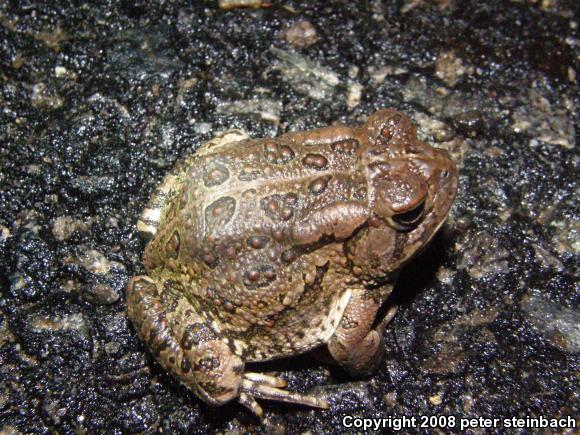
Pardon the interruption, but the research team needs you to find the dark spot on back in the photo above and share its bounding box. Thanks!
[302,153,328,170]
[203,162,230,187]
[264,142,295,165]
[331,138,359,154]
[205,196,236,231]
[247,235,269,249]
[271,229,285,242]
[243,265,277,288]
[281,249,297,263]
[261,193,298,221]
[308,175,331,195]
[238,166,260,181]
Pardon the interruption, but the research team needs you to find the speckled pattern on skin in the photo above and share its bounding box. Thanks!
[127,109,458,417]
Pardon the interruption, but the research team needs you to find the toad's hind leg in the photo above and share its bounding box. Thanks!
[127,276,329,418]
[127,276,243,406]
[327,286,397,376]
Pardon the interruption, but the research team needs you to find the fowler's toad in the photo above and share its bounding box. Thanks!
[127,109,458,416]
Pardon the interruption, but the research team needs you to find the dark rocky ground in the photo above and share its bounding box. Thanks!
[0,1,578,433]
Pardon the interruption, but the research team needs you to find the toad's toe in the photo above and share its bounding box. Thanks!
[240,373,329,412]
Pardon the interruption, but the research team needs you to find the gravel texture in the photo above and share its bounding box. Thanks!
[0,1,578,433]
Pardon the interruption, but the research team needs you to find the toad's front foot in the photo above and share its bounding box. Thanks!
[239,372,329,418]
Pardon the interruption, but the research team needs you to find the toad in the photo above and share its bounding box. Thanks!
[127,109,458,417]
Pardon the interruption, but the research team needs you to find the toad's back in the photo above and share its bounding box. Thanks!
[142,126,373,360]
[183,127,370,251]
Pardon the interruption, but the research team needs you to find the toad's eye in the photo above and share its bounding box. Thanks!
[391,200,426,229]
